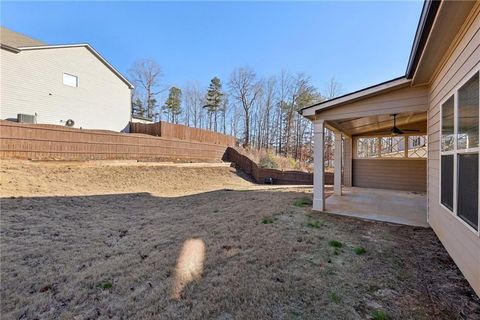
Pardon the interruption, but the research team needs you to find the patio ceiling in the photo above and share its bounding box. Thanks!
[327,111,427,136]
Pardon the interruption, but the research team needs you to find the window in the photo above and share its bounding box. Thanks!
[63,73,78,87]
[441,154,454,210]
[380,136,404,158]
[440,72,479,232]
[457,154,478,229]
[357,137,379,158]
[441,96,454,152]
[458,73,479,150]
[408,136,427,158]
[356,135,427,159]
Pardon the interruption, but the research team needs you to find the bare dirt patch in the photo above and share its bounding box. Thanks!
[1,161,479,319]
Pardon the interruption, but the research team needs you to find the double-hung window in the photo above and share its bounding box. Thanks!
[440,71,479,231]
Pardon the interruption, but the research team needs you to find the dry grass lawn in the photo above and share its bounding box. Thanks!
[1,160,479,319]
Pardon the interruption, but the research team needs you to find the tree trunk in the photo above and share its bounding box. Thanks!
[243,111,250,148]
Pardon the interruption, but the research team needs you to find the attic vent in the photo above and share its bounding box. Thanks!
[17,114,36,124]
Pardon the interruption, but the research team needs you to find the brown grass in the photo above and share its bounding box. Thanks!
[0,160,255,197]
[1,160,479,319]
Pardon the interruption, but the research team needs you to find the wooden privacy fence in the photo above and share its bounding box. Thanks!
[130,121,236,146]
[0,121,231,161]
[224,147,332,185]
[0,121,327,186]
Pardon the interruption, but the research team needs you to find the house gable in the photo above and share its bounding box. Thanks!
[18,44,133,89]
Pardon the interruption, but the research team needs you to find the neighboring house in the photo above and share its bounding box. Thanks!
[0,27,133,132]
[301,0,479,295]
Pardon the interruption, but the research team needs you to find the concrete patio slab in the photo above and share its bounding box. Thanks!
[325,187,428,227]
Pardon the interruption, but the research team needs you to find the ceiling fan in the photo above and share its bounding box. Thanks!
[372,114,420,136]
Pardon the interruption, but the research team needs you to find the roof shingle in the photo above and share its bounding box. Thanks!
[0,26,46,48]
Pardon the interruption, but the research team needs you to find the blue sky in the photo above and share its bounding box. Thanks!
[1,1,423,96]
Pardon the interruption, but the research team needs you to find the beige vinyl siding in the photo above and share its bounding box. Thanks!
[353,159,426,192]
[427,3,480,295]
[315,85,428,121]
[0,47,131,132]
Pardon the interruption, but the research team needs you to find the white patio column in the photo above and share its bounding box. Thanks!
[334,131,342,196]
[343,136,352,187]
[313,120,325,211]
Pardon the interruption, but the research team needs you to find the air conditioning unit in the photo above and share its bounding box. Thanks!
[17,114,36,124]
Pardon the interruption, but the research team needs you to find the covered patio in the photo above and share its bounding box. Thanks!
[326,187,428,227]
[302,78,429,227]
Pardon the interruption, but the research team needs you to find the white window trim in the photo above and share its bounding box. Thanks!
[438,68,480,237]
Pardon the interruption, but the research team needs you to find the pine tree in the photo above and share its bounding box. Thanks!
[163,87,182,123]
[204,77,223,132]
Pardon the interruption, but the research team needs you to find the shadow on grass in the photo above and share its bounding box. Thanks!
[1,189,479,319]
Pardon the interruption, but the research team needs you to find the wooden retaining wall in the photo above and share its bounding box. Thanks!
[224,147,331,185]
[130,121,236,146]
[0,120,231,161]
[0,121,322,186]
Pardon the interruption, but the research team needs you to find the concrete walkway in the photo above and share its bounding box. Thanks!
[325,187,428,227]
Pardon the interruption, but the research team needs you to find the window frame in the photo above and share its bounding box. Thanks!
[438,68,480,236]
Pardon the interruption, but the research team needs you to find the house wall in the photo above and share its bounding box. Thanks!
[353,159,426,192]
[0,47,131,132]
[427,3,480,295]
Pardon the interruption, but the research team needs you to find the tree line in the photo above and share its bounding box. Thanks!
[129,58,341,163]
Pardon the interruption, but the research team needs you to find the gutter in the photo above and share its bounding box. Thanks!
[0,43,20,53]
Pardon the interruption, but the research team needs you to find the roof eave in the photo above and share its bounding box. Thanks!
[301,76,410,118]
[405,0,441,79]
[0,43,20,53]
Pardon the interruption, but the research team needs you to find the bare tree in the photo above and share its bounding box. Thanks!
[128,59,164,119]
[228,67,263,148]
[183,82,204,128]
[276,70,293,155]
[261,76,276,149]
[229,102,241,138]
[324,76,342,99]
[126,61,339,168]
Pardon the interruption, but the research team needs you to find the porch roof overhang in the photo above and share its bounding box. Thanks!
[301,77,411,119]
[303,80,429,136]
[301,0,477,135]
